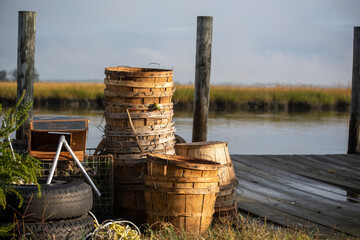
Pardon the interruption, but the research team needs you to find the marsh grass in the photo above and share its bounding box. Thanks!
[142,216,357,240]
[0,82,104,100]
[0,82,351,109]
[173,84,351,106]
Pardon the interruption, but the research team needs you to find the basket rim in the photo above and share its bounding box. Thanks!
[105,66,173,77]
[175,141,228,148]
[147,153,221,170]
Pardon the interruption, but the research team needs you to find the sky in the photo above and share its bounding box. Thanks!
[0,0,359,86]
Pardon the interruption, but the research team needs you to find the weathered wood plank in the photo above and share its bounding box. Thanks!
[338,153,360,162]
[232,154,360,192]
[236,170,360,220]
[277,155,360,181]
[237,180,360,236]
[232,155,346,194]
[268,155,360,191]
[237,196,342,237]
[232,155,355,194]
[233,154,360,237]
[304,155,360,173]
[233,160,360,207]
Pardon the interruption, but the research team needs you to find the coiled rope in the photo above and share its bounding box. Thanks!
[89,219,141,240]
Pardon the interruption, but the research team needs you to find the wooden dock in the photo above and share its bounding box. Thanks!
[232,154,360,238]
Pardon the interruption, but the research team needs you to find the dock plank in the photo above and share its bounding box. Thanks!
[233,155,360,192]
[308,154,360,171]
[268,155,360,191]
[232,154,360,237]
[238,188,360,236]
[276,155,360,181]
[232,156,352,200]
[237,196,339,237]
[231,155,356,194]
[236,174,360,223]
[237,182,360,236]
[233,161,360,215]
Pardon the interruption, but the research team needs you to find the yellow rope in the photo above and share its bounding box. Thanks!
[91,220,141,240]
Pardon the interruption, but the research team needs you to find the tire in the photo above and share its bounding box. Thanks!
[20,214,94,240]
[3,177,93,221]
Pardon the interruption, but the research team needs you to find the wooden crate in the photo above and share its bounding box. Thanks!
[29,116,88,161]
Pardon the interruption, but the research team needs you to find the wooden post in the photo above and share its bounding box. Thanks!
[348,27,360,153]
[16,11,36,140]
[192,16,213,142]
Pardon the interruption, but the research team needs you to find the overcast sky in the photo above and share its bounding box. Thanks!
[0,0,359,86]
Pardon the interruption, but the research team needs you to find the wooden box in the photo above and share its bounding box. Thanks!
[29,116,89,161]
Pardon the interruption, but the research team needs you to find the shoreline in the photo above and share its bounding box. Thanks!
[0,82,351,112]
[0,97,350,112]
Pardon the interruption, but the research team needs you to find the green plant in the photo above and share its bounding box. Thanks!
[0,92,42,238]
[0,92,42,210]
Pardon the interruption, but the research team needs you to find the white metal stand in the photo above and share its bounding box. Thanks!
[46,135,101,197]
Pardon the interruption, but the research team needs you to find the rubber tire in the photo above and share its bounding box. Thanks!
[20,214,94,240]
[3,177,93,221]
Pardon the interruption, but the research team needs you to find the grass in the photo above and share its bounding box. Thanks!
[173,84,351,107]
[0,82,352,110]
[3,215,358,240]
[141,216,357,240]
[0,82,104,100]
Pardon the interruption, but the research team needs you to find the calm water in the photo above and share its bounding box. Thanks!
[32,109,350,155]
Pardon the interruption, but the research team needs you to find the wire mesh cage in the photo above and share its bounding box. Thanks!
[41,154,114,221]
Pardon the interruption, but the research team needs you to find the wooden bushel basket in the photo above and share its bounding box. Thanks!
[113,160,147,226]
[145,154,220,234]
[175,141,238,218]
[104,66,174,106]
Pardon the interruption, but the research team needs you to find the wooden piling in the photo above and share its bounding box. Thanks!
[348,27,360,154]
[192,16,213,142]
[16,11,36,140]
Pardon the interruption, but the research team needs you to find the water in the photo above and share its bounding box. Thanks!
[31,109,350,155]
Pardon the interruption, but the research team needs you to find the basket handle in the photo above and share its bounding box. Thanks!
[117,65,131,68]
[148,62,160,68]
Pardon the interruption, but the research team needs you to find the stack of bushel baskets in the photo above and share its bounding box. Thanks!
[104,66,176,225]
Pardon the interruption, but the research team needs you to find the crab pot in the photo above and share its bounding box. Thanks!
[28,116,88,161]
[145,154,220,234]
[175,141,238,218]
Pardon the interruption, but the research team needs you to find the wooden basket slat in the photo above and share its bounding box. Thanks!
[104,89,174,98]
[105,110,173,119]
[104,79,174,88]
